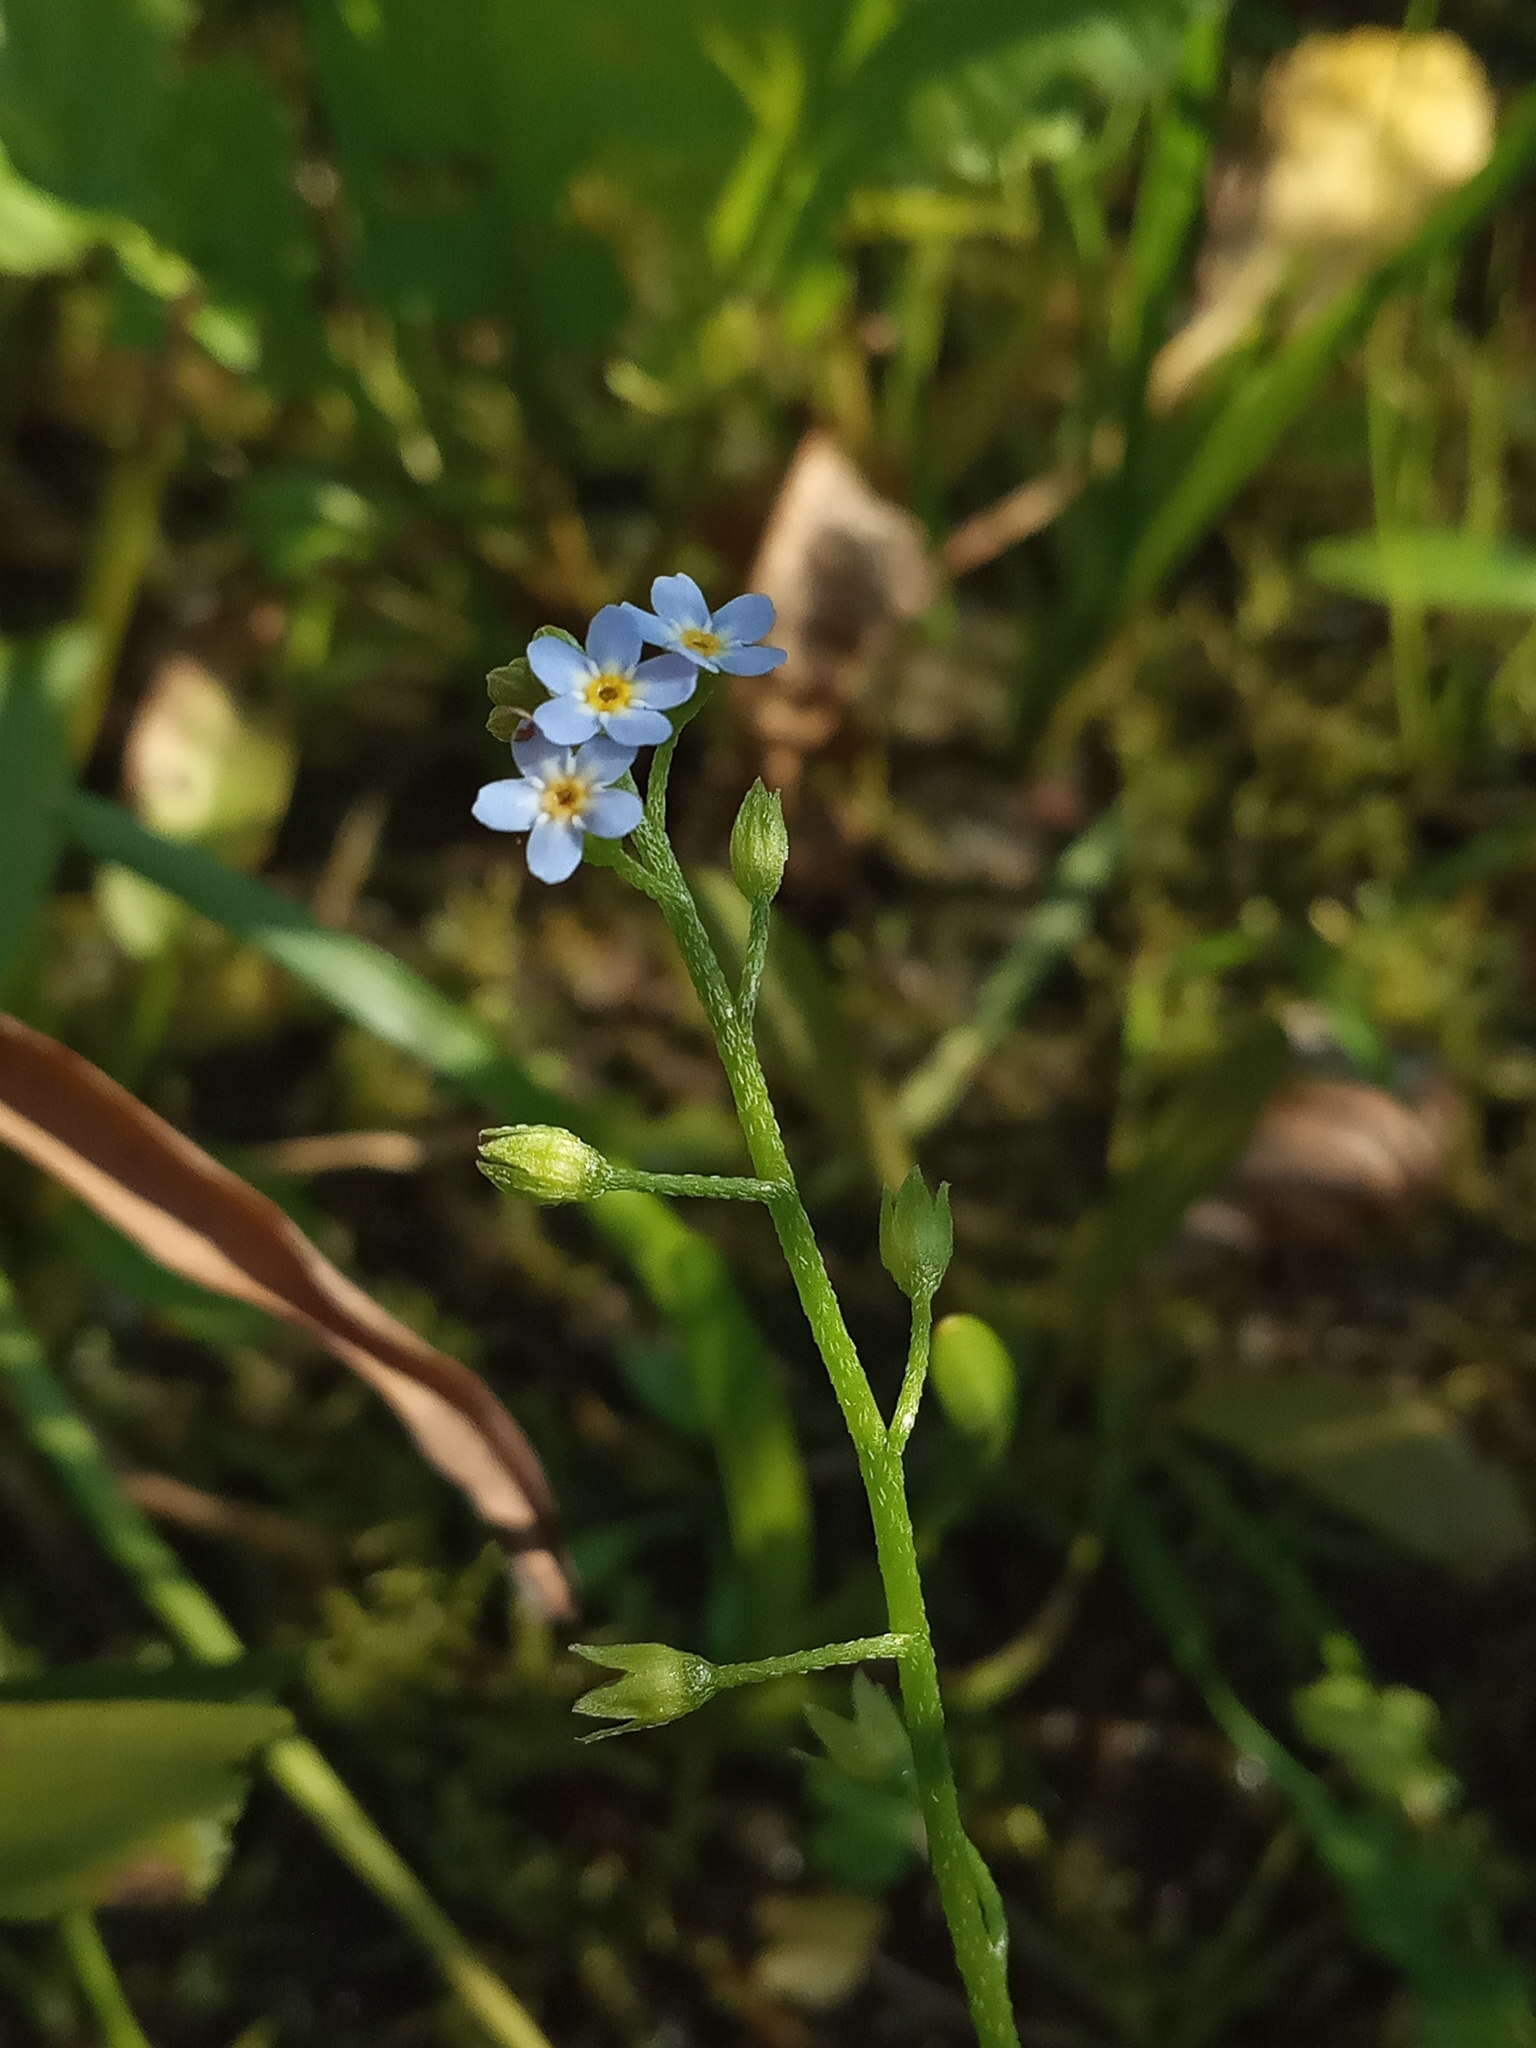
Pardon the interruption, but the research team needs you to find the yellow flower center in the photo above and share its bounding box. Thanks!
[679,627,724,657]
[583,671,633,714]
[539,774,590,822]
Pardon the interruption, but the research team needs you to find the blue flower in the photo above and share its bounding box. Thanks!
[528,606,697,749]
[623,574,787,676]
[472,727,642,884]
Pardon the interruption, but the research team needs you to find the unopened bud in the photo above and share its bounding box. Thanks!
[879,1167,953,1301]
[730,780,789,904]
[478,1125,613,1204]
[571,1641,720,1740]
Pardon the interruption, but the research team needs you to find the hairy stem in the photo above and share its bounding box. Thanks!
[629,816,1018,2047]
[889,1291,934,1454]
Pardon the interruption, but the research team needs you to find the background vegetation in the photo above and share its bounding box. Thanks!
[3,0,1536,2041]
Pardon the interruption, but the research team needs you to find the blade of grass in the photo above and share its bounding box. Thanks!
[896,806,1124,1139]
[64,793,813,1648]
[1112,3,1229,394]
[0,629,92,1002]
[0,1262,553,2048]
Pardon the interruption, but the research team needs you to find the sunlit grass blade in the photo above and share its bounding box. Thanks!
[64,792,814,1648]
[1308,528,1536,614]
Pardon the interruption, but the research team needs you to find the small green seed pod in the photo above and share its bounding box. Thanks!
[570,1642,721,1739]
[730,779,789,904]
[478,1126,614,1204]
[879,1167,953,1301]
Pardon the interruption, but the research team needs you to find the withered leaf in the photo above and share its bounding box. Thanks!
[745,432,935,789]
[0,1014,571,1618]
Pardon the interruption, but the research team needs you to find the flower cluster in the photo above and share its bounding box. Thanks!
[473,574,786,883]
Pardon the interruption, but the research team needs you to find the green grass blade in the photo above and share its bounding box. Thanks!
[1308,529,1536,614]
[0,629,92,1001]
[1112,3,1228,391]
[896,808,1123,1140]
[64,792,814,1647]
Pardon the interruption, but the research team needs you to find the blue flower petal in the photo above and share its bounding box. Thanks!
[620,601,669,646]
[511,728,568,778]
[585,604,641,673]
[471,778,541,833]
[533,696,600,745]
[527,814,584,884]
[583,787,644,839]
[715,643,788,676]
[527,635,592,695]
[633,656,697,711]
[602,704,673,747]
[711,592,776,644]
[649,572,710,629]
[573,733,640,784]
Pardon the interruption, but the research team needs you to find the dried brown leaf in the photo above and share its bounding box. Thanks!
[0,1013,572,1618]
[745,432,935,791]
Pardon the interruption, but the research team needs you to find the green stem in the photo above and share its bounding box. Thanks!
[628,819,1018,2048]
[58,1912,152,2048]
[608,1167,784,1202]
[738,896,771,1028]
[889,1292,933,1454]
[0,1270,553,2048]
[718,1634,911,1689]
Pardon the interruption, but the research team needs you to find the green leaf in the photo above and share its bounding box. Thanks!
[0,1699,289,1919]
[0,628,92,1002]
[1180,1375,1535,1581]
[1308,530,1536,616]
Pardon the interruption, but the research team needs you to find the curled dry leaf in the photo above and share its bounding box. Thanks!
[744,431,935,793]
[1185,1072,1459,1252]
[0,1013,572,1618]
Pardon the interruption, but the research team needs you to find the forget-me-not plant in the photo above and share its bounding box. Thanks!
[472,579,1019,2048]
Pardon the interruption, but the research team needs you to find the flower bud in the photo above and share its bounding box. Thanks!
[879,1167,953,1300]
[571,1641,721,1739]
[730,779,789,904]
[478,1126,614,1204]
